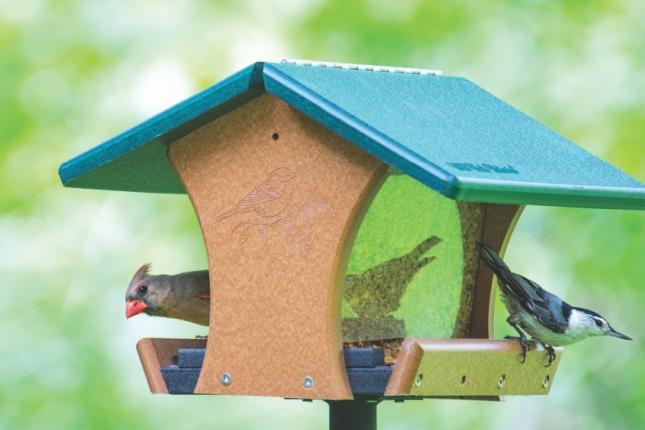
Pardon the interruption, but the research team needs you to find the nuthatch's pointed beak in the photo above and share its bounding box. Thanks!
[126,300,147,319]
[608,327,632,341]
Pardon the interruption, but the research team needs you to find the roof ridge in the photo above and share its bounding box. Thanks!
[280,59,443,76]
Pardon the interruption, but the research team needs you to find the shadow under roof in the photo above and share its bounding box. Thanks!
[59,61,645,209]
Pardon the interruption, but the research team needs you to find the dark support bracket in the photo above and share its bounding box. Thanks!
[328,400,378,430]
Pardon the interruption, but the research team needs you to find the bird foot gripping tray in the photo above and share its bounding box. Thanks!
[59,60,644,402]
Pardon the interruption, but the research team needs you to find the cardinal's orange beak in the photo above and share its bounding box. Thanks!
[126,300,148,319]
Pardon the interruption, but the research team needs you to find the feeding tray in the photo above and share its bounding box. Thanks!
[138,338,562,398]
[59,60,645,405]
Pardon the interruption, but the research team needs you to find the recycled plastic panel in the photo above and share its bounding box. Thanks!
[448,203,523,339]
[61,61,645,210]
[168,94,388,399]
[264,62,645,209]
[469,204,523,338]
[385,339,561,397]
[384,339,423,396]
[136,338,206,394]
[342,172,464,342]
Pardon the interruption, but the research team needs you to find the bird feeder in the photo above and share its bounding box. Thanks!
[59,60,645,429]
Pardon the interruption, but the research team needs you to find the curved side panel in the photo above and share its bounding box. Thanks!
[468,204,524,338]
[168,94,387,399]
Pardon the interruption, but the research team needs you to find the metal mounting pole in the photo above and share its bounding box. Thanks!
[328,400,378,430]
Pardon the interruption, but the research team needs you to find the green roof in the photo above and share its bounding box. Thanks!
[59,61,645,209]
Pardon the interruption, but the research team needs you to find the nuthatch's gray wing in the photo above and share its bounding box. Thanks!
[511,273,569,334]
[479,244,568,334]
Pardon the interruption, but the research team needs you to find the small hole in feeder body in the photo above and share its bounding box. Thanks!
[271,132,279,140]
[543,374,550,388]
[498,374,506,389]
[415,374,423,387]
[460,375,467,386]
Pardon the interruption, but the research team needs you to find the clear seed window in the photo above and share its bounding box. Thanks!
[342,171,464,343]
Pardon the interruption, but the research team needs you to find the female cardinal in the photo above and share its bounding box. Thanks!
[125,264,210,326]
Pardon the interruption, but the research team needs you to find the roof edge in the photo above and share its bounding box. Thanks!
[262,62,460,198]
[454,177,645,210]
[59,62,266,186]
[57,59,645,211]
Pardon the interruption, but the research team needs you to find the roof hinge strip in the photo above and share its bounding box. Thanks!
[280,59,443,76]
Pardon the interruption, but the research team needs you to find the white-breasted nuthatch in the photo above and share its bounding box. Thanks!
[479,244,632,365]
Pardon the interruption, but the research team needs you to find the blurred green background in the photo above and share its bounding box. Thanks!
[1,0,644,429]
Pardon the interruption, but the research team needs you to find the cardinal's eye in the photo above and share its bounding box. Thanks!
[138,285,148,295]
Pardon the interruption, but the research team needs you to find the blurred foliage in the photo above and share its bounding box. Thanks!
[0,0,643,429]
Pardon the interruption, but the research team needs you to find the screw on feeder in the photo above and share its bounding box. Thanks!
[302,376,314,389]
[220,372,232,386]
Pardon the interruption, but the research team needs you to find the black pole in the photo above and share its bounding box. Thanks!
[328,400,378,430]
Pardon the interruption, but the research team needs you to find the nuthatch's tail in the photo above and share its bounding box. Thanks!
[478,243,515,287]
